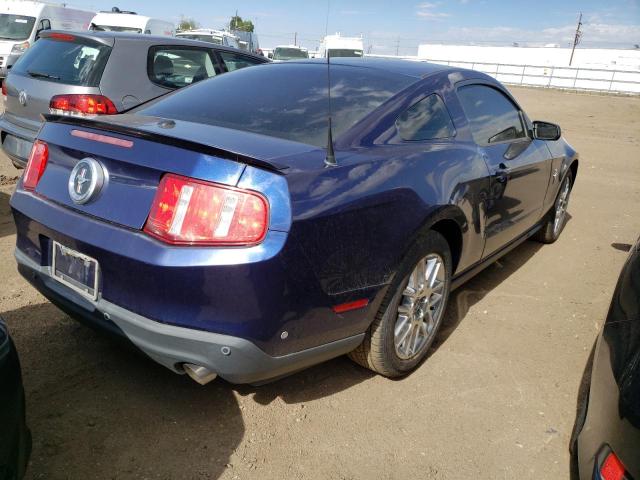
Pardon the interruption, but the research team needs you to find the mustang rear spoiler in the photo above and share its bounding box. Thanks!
[42,114,289,172]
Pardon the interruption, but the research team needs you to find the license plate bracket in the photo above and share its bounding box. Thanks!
[51,241,99,300]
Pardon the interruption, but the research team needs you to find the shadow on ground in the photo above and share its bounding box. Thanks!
[2,238,546,478]
[0,190,15,239]
[3,303,244,480]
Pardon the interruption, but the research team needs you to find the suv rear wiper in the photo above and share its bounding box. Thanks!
[27,70,60,80]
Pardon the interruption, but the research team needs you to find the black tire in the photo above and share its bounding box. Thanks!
[535,170,573,244]
[349,230,452,377]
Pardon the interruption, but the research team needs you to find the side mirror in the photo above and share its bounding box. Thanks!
[533,121,561,141]
[267,53,273,59]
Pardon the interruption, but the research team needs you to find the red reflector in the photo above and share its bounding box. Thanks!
[48,32,76,41]
[71,129,133,148]
[600,451,626,480]
[23,140,48,190]
[50,94,118,116]
[333,299,369,314]
[144,173,269,246]
[1,81,6,98]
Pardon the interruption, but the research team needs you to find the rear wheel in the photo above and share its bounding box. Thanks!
[535,170,573,244]
[349,231,452,377]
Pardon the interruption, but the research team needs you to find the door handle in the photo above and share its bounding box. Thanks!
[494,163,509,183]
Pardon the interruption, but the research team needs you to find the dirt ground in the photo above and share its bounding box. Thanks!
[1,86,639,480]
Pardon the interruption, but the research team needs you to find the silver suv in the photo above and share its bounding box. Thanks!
[0,30,268,167]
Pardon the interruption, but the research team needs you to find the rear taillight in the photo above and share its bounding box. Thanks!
[1,81,6,99]
[144,173,269,246]
[50,94,118,116]
[600,450,628,480]
[23,140,48,191]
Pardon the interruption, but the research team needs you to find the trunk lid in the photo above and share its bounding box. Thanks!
[32,115,314,230]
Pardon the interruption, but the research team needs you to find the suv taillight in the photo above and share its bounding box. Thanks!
[23,140,48,190]
[50,94,118,116]
[144,174,269,246]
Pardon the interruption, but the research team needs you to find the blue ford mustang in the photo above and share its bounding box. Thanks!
[10,58,578,385]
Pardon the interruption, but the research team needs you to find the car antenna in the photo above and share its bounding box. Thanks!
[324,0,337,167]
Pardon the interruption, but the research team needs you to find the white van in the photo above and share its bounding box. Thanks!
[0,0,94,78]
[318,33,364,58]
[89,8,174,36]
[176,29,240,49]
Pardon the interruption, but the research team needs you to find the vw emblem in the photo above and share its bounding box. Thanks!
[68,158,105,205]
[18,90,27,106]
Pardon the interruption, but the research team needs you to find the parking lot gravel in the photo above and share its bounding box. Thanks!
[0,86,638,479]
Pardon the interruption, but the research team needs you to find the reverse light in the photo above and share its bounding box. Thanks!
[23,140,48,191]
[50,94,118,116]
[10,41,29,55]
[144,174,269,246]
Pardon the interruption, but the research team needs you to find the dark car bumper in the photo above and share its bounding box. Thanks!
[0,319,31,480]
[576,323,640,479]
[15,248,364,384]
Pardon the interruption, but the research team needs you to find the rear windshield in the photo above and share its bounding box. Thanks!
[11,37,111,87]
[273,48,308,60]
[328,49,364,58]
[178,34,222,45]
[137,63,414,147]
[0,14,35,41]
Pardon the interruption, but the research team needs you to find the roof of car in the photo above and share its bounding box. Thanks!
[41,30,262,57]
[279,57,451,79]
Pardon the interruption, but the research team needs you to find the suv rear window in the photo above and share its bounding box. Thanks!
[137,63,414,147]
[11,37,111,87]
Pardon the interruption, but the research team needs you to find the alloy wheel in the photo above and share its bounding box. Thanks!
[394,254,446,360]
[553,177,571,236]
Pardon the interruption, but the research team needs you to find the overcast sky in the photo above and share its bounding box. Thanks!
[76,0,640,53]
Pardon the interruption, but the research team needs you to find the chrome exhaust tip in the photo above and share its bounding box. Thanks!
[183,363,217,385]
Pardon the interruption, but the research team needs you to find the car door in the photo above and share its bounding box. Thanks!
[457,83,552,257]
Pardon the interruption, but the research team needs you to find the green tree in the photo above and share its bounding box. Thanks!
[230,15,254,32]
[178,16,198,31]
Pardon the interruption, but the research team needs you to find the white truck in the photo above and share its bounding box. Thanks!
[176,29,240,49]
[89,8,174,36]
[0,0,94,78]
[318,33,364,58]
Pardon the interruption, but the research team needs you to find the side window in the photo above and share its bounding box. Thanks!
[396,94,455,141]
[457,84,526,145]
[219,51,263,72]
[148,47,217,89]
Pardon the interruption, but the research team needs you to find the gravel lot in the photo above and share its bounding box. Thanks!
[1,86,639,480]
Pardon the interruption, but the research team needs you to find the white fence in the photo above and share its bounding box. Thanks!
[366,54,640,94]
[425,59,640,94]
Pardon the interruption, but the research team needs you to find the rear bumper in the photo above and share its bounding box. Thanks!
[0,115,38,167]
[15,249,364,384]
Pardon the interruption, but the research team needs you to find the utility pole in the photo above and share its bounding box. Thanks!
[294,32,297,46]
[569,12,582,66]
[395,37,400,56]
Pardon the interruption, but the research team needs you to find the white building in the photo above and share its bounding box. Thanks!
[417,44,640,71]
